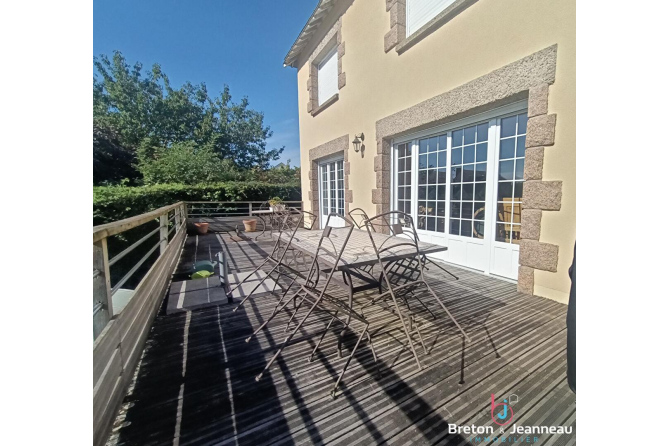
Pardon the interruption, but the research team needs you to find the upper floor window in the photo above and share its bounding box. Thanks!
[317,46,338,106]
[406,0,458,37]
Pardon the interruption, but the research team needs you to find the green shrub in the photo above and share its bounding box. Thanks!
[93,182,302,225]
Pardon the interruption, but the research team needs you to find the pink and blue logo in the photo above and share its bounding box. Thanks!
[490,394,514,425]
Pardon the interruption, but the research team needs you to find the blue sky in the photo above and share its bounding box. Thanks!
[94,0,317,166]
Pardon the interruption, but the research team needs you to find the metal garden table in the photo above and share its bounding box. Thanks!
[273,226,451,364]
[250,209,273,240]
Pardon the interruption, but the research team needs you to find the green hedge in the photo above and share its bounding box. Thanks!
[93,182,302,225]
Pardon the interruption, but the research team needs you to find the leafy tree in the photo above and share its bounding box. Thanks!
[138,141,248,185]
[93,51,283,170]
[93,121,139,185]
[255,160,301,184]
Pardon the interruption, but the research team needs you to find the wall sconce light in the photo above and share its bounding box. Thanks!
[352,133,365,156]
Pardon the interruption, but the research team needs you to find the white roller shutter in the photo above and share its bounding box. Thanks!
[406,0,457,36]
[317,47,338,106]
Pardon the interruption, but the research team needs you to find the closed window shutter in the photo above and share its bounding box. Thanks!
[406,0,457,36]
[317,47,338,106]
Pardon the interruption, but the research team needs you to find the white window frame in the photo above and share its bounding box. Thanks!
[317,154,345,228]
[406,0,458,37]
[390,100,528,274]
[317,46,338,106]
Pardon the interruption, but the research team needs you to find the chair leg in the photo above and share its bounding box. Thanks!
[337,274,355,358]
[411,315,428,355]
[246,288,302,343]
[388,289,423,370]
[424,281,471,342]
[423,257,459,280]
[309,315,337,362]
[232,262,278,313]
[331,326,368,399]
[412,293,437,319]
[366,331,377,362]
[256,294,321,382]
[273,276,297,314]
[228,257,270,295]
[284,295,307,332]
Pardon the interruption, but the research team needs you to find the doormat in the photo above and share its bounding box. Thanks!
[166,270,277,314]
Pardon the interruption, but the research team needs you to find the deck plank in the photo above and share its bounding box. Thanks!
[106,218,576,446]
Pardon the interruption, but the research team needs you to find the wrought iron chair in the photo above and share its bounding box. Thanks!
[253,213,376,398]
[228,208,317,313]
[349,207,459,282]
[360,211,471,368]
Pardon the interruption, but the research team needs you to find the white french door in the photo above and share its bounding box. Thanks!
[318,157,345,228]
[391,103,527,280]
[489,113,527,278]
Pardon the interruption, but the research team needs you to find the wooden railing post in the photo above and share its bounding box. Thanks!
[159,213,168,253]
[175,206,182,229]
[248,202,253,216]
[93,238,113,340]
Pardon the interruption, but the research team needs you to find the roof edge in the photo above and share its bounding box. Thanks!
[283,0,337,68]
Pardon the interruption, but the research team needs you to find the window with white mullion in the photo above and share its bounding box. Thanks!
[320,159,345,219]
[329,162,337,215]
[416,134,448,232]
[449,122,489,239]
[495,112,527,244]
[337,160,344,215]
[321,165,329,217]
[394,142,414,220]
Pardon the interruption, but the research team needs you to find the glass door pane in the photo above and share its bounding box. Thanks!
[495,112,527,244]
[319,158,345,228]
[416,135,447,232]
[395,142,413,217]
[448,123,489,238]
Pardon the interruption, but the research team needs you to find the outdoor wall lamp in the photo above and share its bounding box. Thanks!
[352,133,365,157]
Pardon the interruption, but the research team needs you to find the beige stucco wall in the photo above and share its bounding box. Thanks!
[294,0,575,301]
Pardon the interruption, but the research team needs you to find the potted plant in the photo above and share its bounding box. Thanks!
[242,218,257,232]
[194,221,209,234]
[268,197,284,212]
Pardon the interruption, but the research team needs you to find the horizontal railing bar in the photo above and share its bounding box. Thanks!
[93,301,104,316]
[184,201,302,204]
[187,207,253,210]
[93,201,185,243]
[187,211,264,214]
[108,226,161,267]
[111,240,161,295]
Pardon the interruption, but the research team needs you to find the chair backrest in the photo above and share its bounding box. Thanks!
[279,208,318,233]
[265,207,305,258]
[361,210,424,287]
[348,207,372,231]
[303,213,355,292]
[362,211,420,252]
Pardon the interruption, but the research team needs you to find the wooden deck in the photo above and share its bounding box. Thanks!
[106,218,576,446]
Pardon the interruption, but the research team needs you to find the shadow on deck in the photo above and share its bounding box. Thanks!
[106,217,576,446]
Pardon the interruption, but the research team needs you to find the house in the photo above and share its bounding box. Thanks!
[284,0,575,302]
